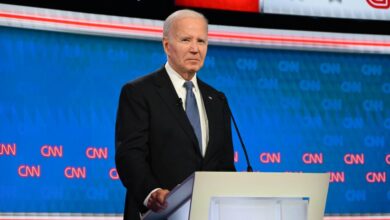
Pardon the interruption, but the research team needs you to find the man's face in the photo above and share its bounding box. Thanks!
[163,17,208,77]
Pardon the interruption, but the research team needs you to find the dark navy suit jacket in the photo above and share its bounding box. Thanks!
[115,67,236,220]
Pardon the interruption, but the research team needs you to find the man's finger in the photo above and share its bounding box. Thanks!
[157,189,169,204]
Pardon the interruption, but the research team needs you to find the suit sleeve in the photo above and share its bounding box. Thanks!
[115,83,159,208]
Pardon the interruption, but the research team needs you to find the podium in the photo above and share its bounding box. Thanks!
[142,172,329,220]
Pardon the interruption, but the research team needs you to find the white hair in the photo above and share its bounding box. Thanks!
[163,9,208,38]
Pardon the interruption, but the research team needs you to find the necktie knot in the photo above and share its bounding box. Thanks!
[183,81,194,90]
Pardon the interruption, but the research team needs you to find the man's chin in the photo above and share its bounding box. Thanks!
[186,65,202,73]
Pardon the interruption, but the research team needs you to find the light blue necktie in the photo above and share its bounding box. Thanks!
[183,81,202,151]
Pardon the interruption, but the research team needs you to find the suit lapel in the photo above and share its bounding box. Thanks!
[152,68,201,153]
[197,79,217,158]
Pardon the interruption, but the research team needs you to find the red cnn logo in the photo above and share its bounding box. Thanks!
[0,143,16,156]
[385,154,390,165]
[18,165,40,178]
[366,0,390,9]
[329,171,345,183]
[366,172,386,183]
[64,166,86,179]
[260,152,281,164]
[86,147,108,159]
[109,168,119,180]
[234,151,238,163]
[344,153,364,165]
[302,153,323,164]
[41,145,63,158]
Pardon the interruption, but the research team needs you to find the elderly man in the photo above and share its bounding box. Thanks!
[115,9,236,220]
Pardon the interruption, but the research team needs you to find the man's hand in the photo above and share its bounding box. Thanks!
[147,189,170,212]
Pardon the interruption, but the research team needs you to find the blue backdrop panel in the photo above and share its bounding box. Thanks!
[0,26,389,214]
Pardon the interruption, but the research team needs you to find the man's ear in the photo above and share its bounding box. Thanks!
[162,37,169,55]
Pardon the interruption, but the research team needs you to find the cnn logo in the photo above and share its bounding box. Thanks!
[367,0,390,9]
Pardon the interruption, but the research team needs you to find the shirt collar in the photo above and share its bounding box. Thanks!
[165,62,199,92]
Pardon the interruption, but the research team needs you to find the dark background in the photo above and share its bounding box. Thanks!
[1,0,390,35]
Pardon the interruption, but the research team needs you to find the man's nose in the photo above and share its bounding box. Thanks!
[189,42,199,52]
